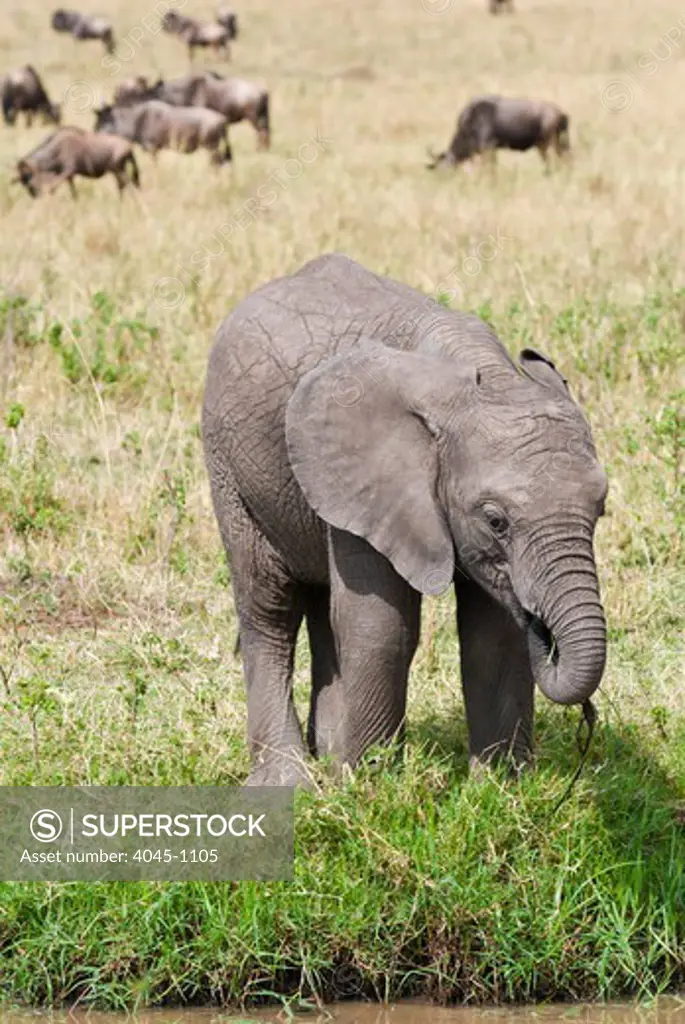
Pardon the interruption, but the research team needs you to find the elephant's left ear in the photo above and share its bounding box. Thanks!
[518,348,569,395]
[285,344,457,596]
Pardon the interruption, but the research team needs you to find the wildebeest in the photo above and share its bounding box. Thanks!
[51,8,115,54]
[427,96,570,172]
[148,71,270,148]
[113,75,149,106]
[489,0,514,12]
[217,5,238,38]
[161,11,231,60]
[2,65,61,127]
[12,126,139,198]
[95,100,232,165]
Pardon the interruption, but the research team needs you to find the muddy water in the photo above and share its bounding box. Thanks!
[2,1000,685,1024]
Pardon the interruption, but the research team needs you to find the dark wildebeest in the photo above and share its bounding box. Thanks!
[95,100,232,165]
[489,0,514,12]
[51,8,115,54]
[427,96,570,173]
[2,65,61,127]
[149,71,269,148]
[217,5,238,38]
[113,75,150,106]
[12,126,139,198]
[162,11,231,60]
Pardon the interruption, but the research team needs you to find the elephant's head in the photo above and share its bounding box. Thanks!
[285,338,608,708]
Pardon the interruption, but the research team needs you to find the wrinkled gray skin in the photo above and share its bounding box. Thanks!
[2,65,60,127]
[428,95,570,172]
[12,126,139,198]
[202,254,608,787]
[51,8,115,54]
[148,72,270,149]
[94,100,232,165]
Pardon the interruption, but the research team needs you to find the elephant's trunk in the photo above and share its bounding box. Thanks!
[523,526,606,706]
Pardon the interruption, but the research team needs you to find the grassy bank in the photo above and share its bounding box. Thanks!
[1,0,685,1008]
[1,719,684,1009]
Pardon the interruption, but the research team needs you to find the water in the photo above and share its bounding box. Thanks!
[2,1000,685,1024]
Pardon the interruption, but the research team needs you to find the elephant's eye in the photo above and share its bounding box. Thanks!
[484,506,509,536]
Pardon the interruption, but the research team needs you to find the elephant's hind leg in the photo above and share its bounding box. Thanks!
[455,577,534,771]
[212,476,309,786]
[305,586,344,759]
[329,529,421,768]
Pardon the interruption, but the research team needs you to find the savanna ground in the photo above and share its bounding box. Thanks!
[0,0,684,1011]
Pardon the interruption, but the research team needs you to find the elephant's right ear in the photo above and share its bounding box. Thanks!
[518,348,569,395]
[285,346,456,595]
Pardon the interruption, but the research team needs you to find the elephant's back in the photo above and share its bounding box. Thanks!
[202,253,505,581]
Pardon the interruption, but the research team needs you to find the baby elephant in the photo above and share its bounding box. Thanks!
[202,253,608,787]
[12,126,139,198]
[428,95,570,172]
[51,8,115,54]
[2,65,60,126]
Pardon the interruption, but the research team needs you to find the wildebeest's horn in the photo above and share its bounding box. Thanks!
[425,146,442,170]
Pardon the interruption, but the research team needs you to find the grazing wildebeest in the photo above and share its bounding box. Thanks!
[427,96,570,172]
[12,126,139,198]
[95,100,232,165]
[162,10,231,60]
[2,65,61,126]
[489,0,514,12]
[150,71,270,148]
[51,8,115,54]
[113,75,149,106]
[217,5,238,38]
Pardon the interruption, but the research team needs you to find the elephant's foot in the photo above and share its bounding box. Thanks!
[245,754,314,790]
[468,745,533,780]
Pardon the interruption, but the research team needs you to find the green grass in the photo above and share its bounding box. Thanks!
[0,724,683,1010]
[1,283,684,1010]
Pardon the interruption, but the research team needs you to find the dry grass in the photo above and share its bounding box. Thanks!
[0,0,683,785]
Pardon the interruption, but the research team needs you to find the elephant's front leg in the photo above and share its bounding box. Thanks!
[329,528,421,767]
[455,576,534,769]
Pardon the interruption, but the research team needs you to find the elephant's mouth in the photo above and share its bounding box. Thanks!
[525,613,559,667]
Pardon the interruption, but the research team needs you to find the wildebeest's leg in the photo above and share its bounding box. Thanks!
[538,141,551,174]
[222,127,233,164]
[25,111,33,128]
[127,152,141,187]
[553,128,571,164]
[479,146,497,174]
[44,168,77,197]
[255,95,270,149]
